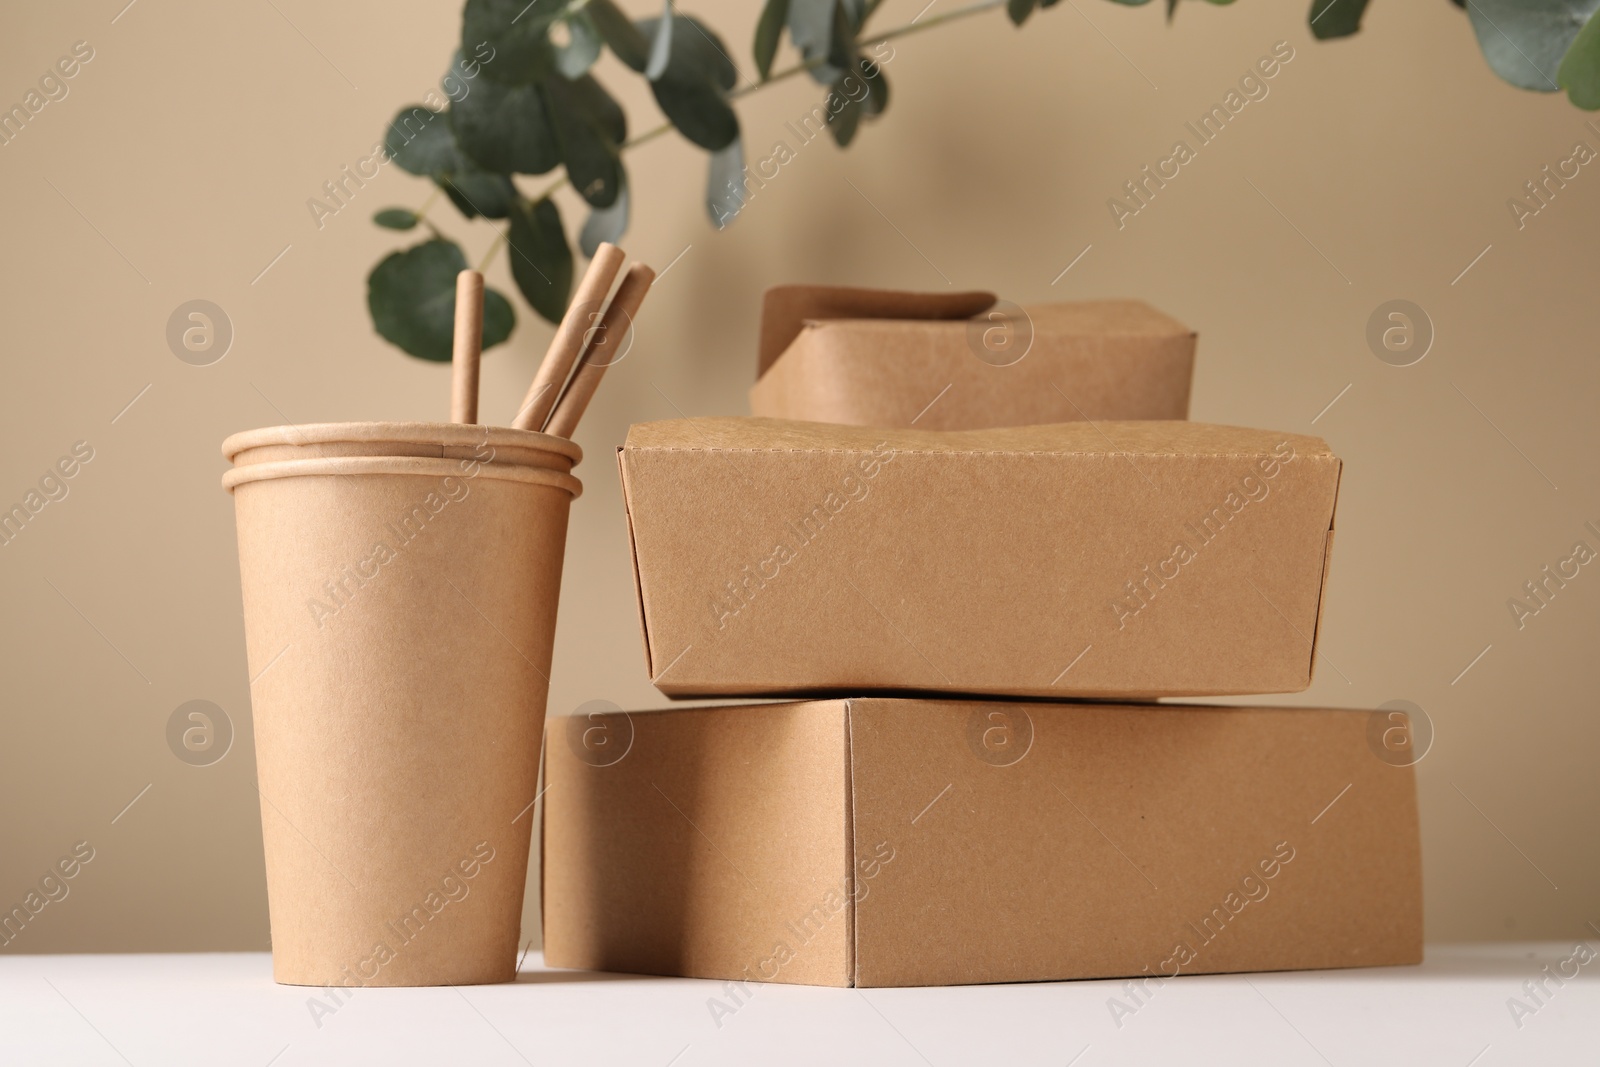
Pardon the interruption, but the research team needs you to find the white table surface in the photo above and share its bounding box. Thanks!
[1,943,1593,1065]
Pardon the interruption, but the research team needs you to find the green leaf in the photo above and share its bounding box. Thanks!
[556,10,603,78]
[859,56,889,116]
[580,172,630,256]
[368,239,515,361]
[384,105,457,175]
[1309,0,1369,38]
[1466,0,1600,91]
[646,0,675,80]
[450,77,561,174]
[588,0,651,71]
[1558,5,1600,105]
[436,172,518,219]
[755,0,789,79]
[508,198,574,325]
[546,75,623,208]
[826,76,863,146]
[382,101,519,219]
[639,15,741,150]
[443,47,493,102]
[707,137,746,228]
[826,0,858,71]
[1008,0,1038,24]
[640,15,738,90]
[789,0,846,83]
[373,208,420,230]
[482,289,516,351]
[568,73,627,143]
[463,0,560,84]
[651,76,740,150]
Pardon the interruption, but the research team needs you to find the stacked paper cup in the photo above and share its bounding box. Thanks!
[222,421,581,986]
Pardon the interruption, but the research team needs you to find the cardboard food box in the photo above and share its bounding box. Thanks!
[618,417,1340,700]
[542,698,1423,988]
[748,285,1195,430]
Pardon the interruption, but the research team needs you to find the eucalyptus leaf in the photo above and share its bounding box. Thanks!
[639,15,741,150]
[569,73,627,144]
[640,15,739,90]
[646,0,675,80]
[859,57,889,116]
[706,137,746,228]
[588,0,651,71]
[368,239,515,361]
[789,0,846,83]
[826,76,864,146]
[450,77,561,174]
[462,0,560,83]
[1558,7,1600,105]
[755,0,789,79]
[826,0,859,72]
[373,208,420,230]
[1309,0,1369,38]
[384,105,457,176]
[1466,0,1600,91]
[436,171,518,219]
[508,198,574,324]
[580,173,630,256]
[556,10,603,78]
[443,46,495,102]
[546,75,623,208]
[381,101,520,219]
[651,76,740,149]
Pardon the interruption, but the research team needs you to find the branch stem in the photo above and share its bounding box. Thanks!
[477,229,507,273]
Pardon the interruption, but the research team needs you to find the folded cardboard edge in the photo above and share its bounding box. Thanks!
[624,417,1335,459]
[842,698,858,987]
[758,285,998,377]
[617,446,657,682]
[1306,458,1345,687]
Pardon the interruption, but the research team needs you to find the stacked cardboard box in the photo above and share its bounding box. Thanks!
[543,288,1423,987]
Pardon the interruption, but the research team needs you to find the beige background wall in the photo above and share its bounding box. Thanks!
[1,0,1595,954]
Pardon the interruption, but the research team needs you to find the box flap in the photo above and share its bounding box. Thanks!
[758,285,996,377]
[542,702,857,987]
[1306,458,1344,685]
[625,415,1334,461]
[616,445,655,679]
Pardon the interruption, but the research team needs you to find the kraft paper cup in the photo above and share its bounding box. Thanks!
[223,420,581,473]
[222,425,581,986]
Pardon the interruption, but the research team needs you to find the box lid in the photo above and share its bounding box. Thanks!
[625,415,1333,460]
[758,284,997,377]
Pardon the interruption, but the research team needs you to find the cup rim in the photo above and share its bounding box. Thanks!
[220,422,583,466]
[222,454,583,498]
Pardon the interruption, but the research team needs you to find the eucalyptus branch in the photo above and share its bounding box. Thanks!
[517,0,1010,214]
[368,0,1600,361]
